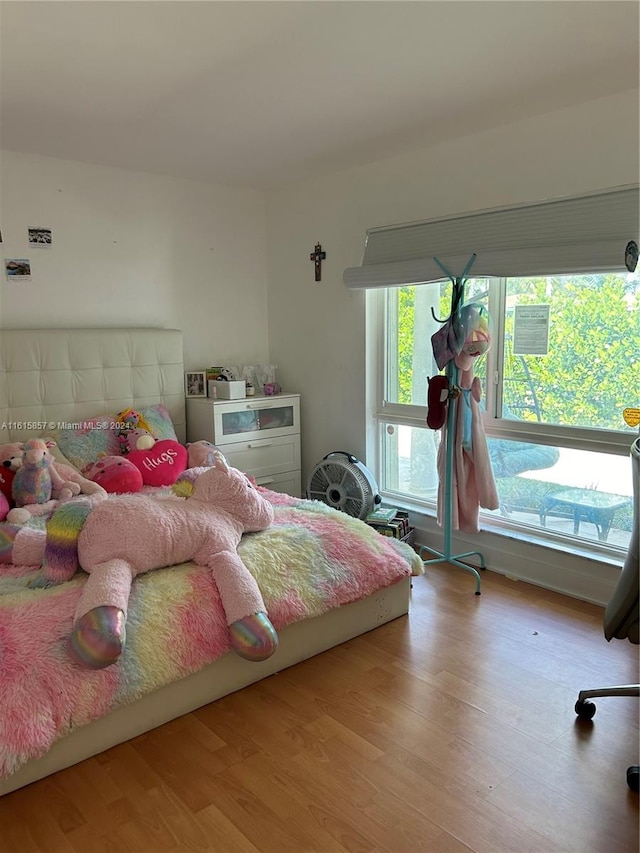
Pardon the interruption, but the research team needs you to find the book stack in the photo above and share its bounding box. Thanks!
[365,506,414,544]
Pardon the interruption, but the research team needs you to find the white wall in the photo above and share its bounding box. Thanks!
[0,150,270,371]
[265,89,639,602]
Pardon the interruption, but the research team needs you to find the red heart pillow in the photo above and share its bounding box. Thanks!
[127,439,188,487]
[0,491,9,521]
[0,467,15,505]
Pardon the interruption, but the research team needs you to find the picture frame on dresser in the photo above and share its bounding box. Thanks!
[186,393,301,496]
[185,371,207,397]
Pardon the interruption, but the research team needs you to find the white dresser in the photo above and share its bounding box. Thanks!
[186,393,301,496]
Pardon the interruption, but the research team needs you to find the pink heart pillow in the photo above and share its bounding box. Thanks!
[0,491,9,521]
[127,439,188,487]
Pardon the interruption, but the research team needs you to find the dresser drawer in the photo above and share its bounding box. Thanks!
[215,396,299,445]
[187,395,300,447]
[222,435,301,479]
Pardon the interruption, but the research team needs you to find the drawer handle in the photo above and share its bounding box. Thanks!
[247,442,272,449]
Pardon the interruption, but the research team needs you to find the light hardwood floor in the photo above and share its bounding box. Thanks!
[0,565,638,853]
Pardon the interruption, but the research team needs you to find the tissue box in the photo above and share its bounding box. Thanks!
[213,380,246,399]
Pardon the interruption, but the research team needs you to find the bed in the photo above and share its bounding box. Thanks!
[0,328,419,797]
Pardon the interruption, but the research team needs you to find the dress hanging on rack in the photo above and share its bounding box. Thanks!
[420,254,498,594]
[436,352,499,535]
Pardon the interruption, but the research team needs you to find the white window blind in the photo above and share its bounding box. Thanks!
[343,186,639,289]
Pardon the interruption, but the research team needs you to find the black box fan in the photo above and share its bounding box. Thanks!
[306,451,381,519]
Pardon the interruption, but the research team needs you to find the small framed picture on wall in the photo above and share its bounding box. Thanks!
[185,371,207,398]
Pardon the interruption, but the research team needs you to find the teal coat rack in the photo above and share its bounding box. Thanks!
[419,253,485,594]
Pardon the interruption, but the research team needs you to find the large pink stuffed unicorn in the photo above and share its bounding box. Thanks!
[38,454,278,668]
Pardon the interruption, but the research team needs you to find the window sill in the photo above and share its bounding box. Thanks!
[384,495,624,605]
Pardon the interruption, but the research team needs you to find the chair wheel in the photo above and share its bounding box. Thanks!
[627,766,639,793]
[575,698,596,719]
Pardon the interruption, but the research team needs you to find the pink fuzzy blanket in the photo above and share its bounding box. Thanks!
[0,489,421,779]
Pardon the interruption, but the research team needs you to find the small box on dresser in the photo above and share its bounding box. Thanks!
[186,393,301,497]
[212,380,246,400]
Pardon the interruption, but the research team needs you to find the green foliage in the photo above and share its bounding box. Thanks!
[397,288,415,404]
[504,274,639,429]
[396,274,639,428]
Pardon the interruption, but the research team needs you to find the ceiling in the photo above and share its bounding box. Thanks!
[1,1,638,190]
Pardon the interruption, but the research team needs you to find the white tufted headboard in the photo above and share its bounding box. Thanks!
[0,328,185,444]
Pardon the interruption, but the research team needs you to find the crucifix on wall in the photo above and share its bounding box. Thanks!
[310,242,326,281]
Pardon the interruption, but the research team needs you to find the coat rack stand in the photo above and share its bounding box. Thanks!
[419,254,485,594]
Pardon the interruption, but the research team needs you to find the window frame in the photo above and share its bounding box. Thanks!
[367,274,635,553]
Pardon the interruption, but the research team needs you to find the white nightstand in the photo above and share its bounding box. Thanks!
[186,393,301,496]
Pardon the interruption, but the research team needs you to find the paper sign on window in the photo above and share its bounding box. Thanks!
[513,304,550,356]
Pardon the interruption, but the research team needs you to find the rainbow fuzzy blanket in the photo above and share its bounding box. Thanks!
[0,490,421,780]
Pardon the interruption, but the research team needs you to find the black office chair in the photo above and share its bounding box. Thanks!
[575,437,639,792]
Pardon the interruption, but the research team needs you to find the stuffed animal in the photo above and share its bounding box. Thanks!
[51,460,108,503]
[82,455,144,494]
[0,449,21,504]
[187,440,220,468]
[124,427,156,453]
[51,453,277,668]
[112,409,187,486]
[115,408,154,455]
[0,448,22,471]
[8,439,82,524]
[0,440,107,522]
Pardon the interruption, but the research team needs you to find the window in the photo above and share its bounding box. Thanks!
[371,269,639,552]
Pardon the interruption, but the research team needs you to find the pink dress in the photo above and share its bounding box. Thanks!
[437,369,499,534]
